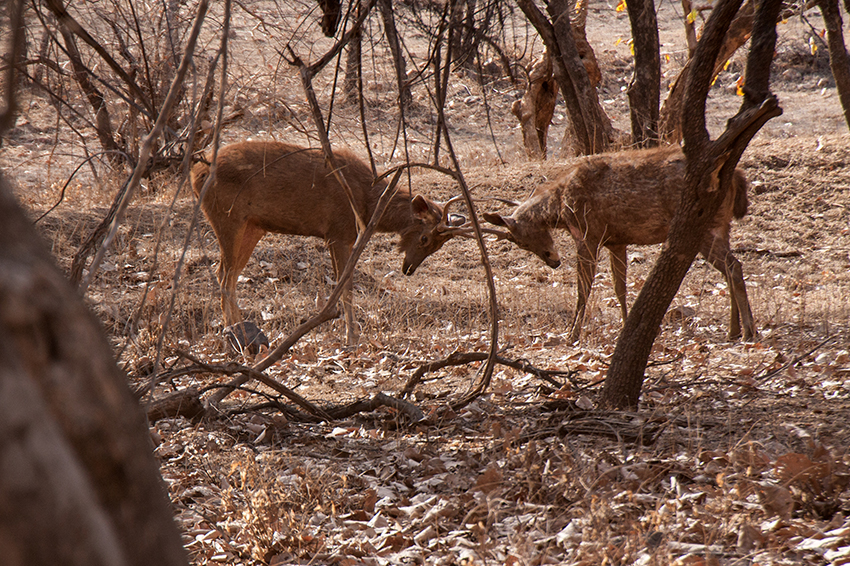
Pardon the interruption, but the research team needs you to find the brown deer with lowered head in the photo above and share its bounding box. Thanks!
[483,146,756,343]
[191,140,467,346]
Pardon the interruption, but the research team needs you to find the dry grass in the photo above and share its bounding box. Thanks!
[3,1,850,563]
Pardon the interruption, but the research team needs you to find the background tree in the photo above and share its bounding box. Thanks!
[815,0,850,129]
[625,0,661,146]
[517,0,617,155]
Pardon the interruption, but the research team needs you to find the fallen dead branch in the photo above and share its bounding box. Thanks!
[401,350,577,397]
[145,387,205,422]
[151,351,425,425]
[323,392,425,423]
[171,350,333,420]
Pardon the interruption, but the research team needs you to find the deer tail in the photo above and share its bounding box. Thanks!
[732,168,749,219]
[190,159,210,198]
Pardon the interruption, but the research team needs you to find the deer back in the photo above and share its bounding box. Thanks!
[560,147,686,247]
[561,147,749,247]
[191,141,382,245]
[485,146,750,263]
[191,140,465,275]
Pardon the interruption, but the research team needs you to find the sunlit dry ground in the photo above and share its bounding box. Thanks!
[2,1,850,564]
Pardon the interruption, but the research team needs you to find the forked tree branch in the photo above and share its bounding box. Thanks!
[309,0,378,76]
[43,0,155,116]
[286,47,366,234]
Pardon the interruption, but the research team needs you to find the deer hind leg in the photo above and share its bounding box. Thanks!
[607,244,629,322]
[218,223,265,327]
[570,241,600,343]
[701,236,756,342]
[328,240,358,346]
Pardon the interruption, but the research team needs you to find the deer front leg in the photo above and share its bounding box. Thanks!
[701,239,756,341]
[329,240,359,346]
[217,223,265,327]
[570,241,599,343]
[607,244,629,322]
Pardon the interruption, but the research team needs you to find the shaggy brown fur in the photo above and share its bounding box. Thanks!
[484,146,755,343]
[191,140,460,345]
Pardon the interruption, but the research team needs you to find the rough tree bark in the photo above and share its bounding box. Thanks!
[512,49,558,159]
[682,0,699,57]
[517,0,616,156]
[659,0,755,142]
[572,0,602,88]
[816,0,850,130]
[0,172,188,563]
[625,0,661,146]
[599,0,783,410]
[343,1,363,101]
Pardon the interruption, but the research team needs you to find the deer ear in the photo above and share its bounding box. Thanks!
[483,212,512,229]
[411,195,434,219]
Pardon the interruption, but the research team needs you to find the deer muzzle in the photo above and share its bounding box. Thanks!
[402,260,418,276]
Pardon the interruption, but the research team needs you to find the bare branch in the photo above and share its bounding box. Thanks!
[43,0,155,116]
[79,0,209,292]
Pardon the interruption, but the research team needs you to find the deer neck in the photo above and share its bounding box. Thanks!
[374,186,417,234]
[517,184,562,228]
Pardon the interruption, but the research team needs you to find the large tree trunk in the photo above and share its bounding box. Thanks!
[816,0,850,130]
[517,0,616,156]
[599,0,783,409]
[625,0,661,146]
[659,0,758,142]
[0,170,188,565]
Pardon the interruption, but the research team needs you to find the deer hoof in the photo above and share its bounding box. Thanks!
[224,321,270,355]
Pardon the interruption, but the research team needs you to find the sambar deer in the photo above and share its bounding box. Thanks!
[191,140,467,346]
[483,146,756,343]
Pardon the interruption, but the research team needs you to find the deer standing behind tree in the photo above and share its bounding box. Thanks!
[483,146,756,343]
[191,140,466,346]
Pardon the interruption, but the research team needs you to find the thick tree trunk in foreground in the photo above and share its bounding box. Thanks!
[0,171,187,566]
[625,0,661,146]
[599,0,783,409]
[816,0,850,130]
[659,0,755,142]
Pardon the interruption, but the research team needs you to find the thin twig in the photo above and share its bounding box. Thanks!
[285,46,366,234]
[144,0,229,404]
[79,0,209,292]
[755,335,836,382]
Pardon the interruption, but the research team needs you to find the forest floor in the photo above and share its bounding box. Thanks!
[2,0,850,565]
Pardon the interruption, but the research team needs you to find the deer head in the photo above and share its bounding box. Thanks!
[482,209,561,269]
[400,195,468,275]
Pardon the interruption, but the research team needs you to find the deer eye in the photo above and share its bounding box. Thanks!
[420,234,430,245]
